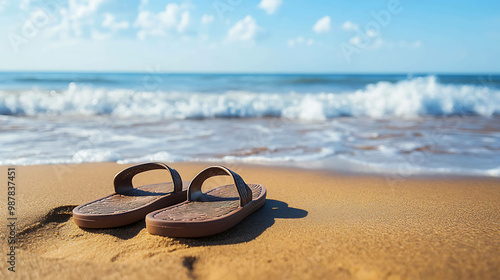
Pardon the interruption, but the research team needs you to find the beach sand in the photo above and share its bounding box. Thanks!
[0,162,499,279]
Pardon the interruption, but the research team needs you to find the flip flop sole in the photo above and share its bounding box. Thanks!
[73,181,189,228]
[146,183,266,237]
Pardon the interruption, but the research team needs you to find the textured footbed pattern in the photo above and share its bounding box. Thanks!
[151,184,263,222]
[76,183,176,215]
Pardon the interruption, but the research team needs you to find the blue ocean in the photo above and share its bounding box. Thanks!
[1,72,499,176]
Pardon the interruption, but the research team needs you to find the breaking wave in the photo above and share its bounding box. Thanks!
[1,76,498,119]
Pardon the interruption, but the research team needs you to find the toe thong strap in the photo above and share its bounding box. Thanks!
[113,162,183,194]
[187,166,252,207]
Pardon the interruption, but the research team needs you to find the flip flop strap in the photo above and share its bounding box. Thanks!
[113,162,183,194]
[187,166,252,207]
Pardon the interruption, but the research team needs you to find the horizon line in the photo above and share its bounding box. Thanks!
[0,70,499,76]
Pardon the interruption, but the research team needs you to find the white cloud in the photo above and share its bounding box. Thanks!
[19,0,30,10]
[201,14,214,25]
[371,37,387,49]
[134,3,191,40]
[102,13,129,32]
[400,40,422,48]
[313,16,330,34]
[0,0,8,12]
[350,36,422,50]
[366,29,378,38]
[349,36,363,46]
[177,11,189,33]
[71,0,104,19]
[227,15,259,42]
[44,0,105,39]
[287,36,313,47]
[139,0,148,11]
[258,0,282,15]
[342,21,358,31]
[372,39,422,49]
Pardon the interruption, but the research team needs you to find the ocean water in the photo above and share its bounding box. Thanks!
[1,72,499,177]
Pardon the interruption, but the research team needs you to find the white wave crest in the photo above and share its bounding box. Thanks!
[1,76,498,119]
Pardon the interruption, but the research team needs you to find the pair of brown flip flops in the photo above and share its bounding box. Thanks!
[72,163,267,238]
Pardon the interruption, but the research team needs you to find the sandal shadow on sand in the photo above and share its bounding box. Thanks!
[73,162,189,228]
[146,166,267,237]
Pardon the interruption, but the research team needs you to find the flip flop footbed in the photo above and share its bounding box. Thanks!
[146,183,266,237]
[73,181,188,228]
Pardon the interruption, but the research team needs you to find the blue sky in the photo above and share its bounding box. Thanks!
[0,0,499,73]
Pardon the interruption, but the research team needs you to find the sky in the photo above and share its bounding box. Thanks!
[0,0,499,73]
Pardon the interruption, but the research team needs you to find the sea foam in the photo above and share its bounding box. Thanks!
[0,76,498,119]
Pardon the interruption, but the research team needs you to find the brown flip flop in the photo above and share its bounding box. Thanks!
[146,166,267,237]
[73,162,189,228]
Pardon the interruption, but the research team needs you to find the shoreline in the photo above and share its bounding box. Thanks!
[1,162,499,279]
[2,159,499,180]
